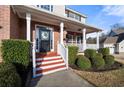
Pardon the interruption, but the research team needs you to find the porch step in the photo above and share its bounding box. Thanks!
[36,56,62,61]
[34,52,67,77]
[36,58,64,65]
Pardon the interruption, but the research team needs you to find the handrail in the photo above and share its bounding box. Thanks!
[57,43,68,69]
[32,40,36,78]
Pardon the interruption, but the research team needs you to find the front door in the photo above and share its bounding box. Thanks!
[40,28,50,52]
[36,26,52,52]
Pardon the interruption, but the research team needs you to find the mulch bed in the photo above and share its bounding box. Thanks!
[71,62,124,87]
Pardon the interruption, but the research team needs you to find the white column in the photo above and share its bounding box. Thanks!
[76,36,77,45]
[72,35,73,45]
[82,28,86,51]
[60,22,64,45]
[26,13,31,41]
[96,32,100,49]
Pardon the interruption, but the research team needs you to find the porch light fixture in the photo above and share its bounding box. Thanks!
[78,28,81,31]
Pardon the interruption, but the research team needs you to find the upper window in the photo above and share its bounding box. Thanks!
[67,11,81,21]
[36,5,53,12]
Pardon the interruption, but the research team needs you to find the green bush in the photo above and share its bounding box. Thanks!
[1,39,31,85]
[77,56,91,70]
[98,48,109,56]
[91,56,105,70]
[104,55,115,67]
[84,49,96,59]
[0,63,21,87]
[96,53,103,58]
[68,46,78,66]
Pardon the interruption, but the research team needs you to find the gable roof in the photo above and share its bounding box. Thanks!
[104,37,118,44]
[112,29,124,35]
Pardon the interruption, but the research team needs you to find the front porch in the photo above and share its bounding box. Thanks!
[65,31,100,52]
[13,5,102,78]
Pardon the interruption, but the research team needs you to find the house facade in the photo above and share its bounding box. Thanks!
[0,5,102,77]
[103,29,124,54]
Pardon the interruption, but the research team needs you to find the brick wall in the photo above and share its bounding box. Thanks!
[0,5,11,63]
[0,5,11,40]
[10,7,20,39]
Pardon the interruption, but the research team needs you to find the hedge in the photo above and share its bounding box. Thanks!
[1,39,31,86]
[0,63,21,87]
[91,56,105,70]
[77,56,91,70]
[104,55,115,67]
[84,49,96,59]
[68,46,78,66]
[98,48,109,56]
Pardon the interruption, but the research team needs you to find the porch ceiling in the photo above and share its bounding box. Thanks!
[13,5,102,34]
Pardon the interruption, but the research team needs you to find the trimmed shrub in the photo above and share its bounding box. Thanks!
[0,63,21,87]
[68,46,78,66]
[77,56,91,70]
[91,56,105,70]
[84,49,96,59]
[98,48,109,56]
[1,39,31,86]
[96,53,103,58]
[104,55,115,67]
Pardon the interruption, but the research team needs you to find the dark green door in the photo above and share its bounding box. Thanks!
[39,27,50,52]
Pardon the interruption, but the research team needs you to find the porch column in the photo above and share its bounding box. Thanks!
[26,13,31,41]
[72,35,73,45]
[96,32,100,49]
[60,22,64,45]
[82,28,86,51]
[76,36,77,45]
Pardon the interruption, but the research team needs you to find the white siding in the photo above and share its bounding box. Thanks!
[53,5,65,16]
[118,40,124,53]
[81,17,86,23]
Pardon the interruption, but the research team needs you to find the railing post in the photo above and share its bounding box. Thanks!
[66,47,69,69]
[32,40,36,78]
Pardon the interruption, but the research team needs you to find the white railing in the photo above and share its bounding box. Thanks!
[32,40,36,78]
[66,43,98,52]
[86,44,97,50]
[57,43,68,69]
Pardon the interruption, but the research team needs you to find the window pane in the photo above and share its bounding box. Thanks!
[69,12,75,18]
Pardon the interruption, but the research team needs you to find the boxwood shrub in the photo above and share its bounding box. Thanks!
[104,55,115,67]
[91,56,105,70]
[84,49,96,59]
[96,53,103,58]
[98,48,109,56]
[1,39,31,86]
[68,46,78,66]
[77,56,91,70]
[0,63,21,87]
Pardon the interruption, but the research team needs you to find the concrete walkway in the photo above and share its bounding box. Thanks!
[28,69,93,87]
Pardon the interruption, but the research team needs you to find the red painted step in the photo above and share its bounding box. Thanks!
[36,65,66,74]
[36,61,64,68]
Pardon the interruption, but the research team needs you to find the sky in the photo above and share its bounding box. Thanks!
[67,5,124,37]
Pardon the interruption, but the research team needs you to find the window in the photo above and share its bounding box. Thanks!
[75,15,80,21]
[69,12,75,18]
[68,11,81,21]
[36,5,53,12]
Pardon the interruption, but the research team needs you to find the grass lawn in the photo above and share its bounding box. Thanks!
[73,68,124,87]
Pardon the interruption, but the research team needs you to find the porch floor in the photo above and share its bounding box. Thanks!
[28,68,93,87]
